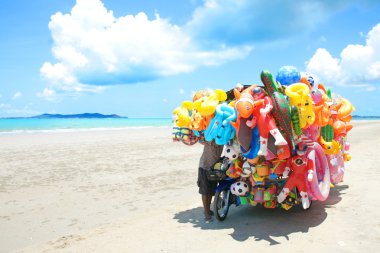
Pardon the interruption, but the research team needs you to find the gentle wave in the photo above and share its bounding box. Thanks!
[0,118,173,134]
[0,125,171,135]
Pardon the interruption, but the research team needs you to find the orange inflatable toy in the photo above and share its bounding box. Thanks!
[312,84,330,127]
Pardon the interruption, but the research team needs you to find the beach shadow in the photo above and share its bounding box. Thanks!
[173,185,348,245]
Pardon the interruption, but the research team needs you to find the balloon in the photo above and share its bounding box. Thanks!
[276,66,301,86]
[172,101,193,128]
[285,83,315,129]
[193,89,227,116]
[204,103,236,145]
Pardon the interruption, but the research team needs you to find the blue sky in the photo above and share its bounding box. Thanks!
[1,0,380,117]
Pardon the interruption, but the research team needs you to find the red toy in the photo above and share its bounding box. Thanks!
[277,142,314,209]
[251,87,287,156]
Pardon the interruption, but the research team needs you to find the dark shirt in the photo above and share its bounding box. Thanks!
[198,141,223,169]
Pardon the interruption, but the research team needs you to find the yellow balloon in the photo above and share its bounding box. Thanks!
[285,83,315,128]
[193,89,227,116]
[173,101,193,127]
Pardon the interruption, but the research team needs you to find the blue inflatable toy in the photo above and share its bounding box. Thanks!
[276,66,301,86]
[240,125,260,159]
[204,104,236,145]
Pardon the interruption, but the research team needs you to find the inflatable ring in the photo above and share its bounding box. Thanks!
[307,142,331,201]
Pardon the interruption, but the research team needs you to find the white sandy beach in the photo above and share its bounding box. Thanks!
[1,121,380,252]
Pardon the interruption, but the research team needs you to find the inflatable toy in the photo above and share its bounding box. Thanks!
[337,98,354,122]
[261,70,295,152]
[193,89,227,116]
[312,84,330,127]
[285,83,315,129]
[173,101,193,128]
[318,136,341,155]
[291,105,302,136]
[276,66,301,86]
[172,67,353,215]
[234,86,287,156]
[277,142,314,209]
[189,110,212,131]
[300,72,315,88]
[306,142,331,201]
[204,103,236,145]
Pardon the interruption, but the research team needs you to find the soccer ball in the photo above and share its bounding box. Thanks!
[230,181,249,196]
[276,66,301,86]
[222,140,241,162]
[222,140,240,162]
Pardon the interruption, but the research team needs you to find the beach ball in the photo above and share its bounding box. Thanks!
[300,72,315,88]
[276,66,301,86]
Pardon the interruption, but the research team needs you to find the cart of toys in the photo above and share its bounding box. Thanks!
[172,66,353,216]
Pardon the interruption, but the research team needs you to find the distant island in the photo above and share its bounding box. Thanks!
[30,113,127,119]
[352,115,380,119]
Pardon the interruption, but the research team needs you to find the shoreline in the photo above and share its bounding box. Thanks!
[0,119,376,135]
[0,125,171,135]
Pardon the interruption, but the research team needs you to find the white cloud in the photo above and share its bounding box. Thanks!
[0,104,39,117]
[40,0,250,99]
[185,0,375,45]
[0,103,11,109]
[12,92,23,100]
[40,0,378,99]
[306,22,380,89]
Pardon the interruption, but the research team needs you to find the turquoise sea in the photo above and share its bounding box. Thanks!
[0,118,172,133]
[0,116,377,134]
